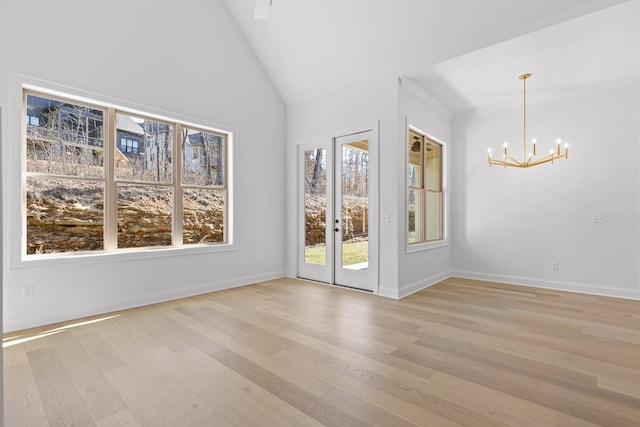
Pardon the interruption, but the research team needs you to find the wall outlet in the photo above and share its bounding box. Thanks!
[383,213,390,223]
[592,214,606,223]
[23,286,34,298]
[551,261,560,271]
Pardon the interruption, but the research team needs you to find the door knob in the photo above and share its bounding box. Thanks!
[334,228,340,232]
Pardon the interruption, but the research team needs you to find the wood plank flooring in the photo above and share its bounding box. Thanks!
[4,277,640,426]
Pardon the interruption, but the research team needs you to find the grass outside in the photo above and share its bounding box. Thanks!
[305,240,368,266]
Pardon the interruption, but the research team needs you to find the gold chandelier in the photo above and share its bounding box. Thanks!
[488,73,568,168]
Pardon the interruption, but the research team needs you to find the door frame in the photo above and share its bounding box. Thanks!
[296,121,379,294]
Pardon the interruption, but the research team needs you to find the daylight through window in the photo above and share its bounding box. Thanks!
[24,90,230,256]
[408,129,443,245]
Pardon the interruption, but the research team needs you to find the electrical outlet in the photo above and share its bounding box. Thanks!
[592,214,606,223]
[383,213,390,223]
[23,286,34,298]
[551,261,560,271]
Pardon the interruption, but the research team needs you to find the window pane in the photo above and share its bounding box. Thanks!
[181,128,225,187]
[426,191,442,241]
[304,148,327,265]
[115,113,173,184]
[183,188,226,244]
[26,94,104,178]
[26,177,104,254]
[408,132,421,187]
[117,184,172,248]
[408,188,423,243]
[425,140,442,191]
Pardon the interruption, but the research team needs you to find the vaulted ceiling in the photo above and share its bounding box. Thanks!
[223,0,638,112]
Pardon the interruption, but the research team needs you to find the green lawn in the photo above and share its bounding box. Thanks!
[305,241,368,266]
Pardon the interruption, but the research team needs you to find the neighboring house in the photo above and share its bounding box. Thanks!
[115,114,144,160]
[26,94,105,165]
[26,94,223,182]
[184,131,224,184]
[26,94,131,168]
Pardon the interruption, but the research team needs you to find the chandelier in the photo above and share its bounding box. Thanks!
[488,73,568,168]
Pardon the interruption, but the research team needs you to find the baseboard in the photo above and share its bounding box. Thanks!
[452,270,640,301]
[399,270,453,299]
[378,270,453,299]
[4,270,286,332]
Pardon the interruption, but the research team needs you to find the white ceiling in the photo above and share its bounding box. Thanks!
[222,0,638,110]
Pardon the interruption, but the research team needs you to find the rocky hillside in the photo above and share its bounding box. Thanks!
[305,193,368,246]
[26,179,224,254]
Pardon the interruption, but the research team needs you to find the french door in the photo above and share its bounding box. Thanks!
[297,128,377,292]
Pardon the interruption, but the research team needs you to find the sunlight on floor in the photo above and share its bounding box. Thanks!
[2,314,121,348]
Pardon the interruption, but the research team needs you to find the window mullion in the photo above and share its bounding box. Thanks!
[174,123,184,246]
[104,107,117,251]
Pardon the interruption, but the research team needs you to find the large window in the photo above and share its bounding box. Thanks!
[24,90,230,256]
[408,128,443,245]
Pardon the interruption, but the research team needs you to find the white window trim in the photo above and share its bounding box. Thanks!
[405,123,449,253]
[6,73,236,270]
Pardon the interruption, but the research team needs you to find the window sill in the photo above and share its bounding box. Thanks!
[15,243,236,270]
[406,239,449,254]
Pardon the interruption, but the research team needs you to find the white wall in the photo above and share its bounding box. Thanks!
[1,0,287,331]
[452,81,640,299]
[286,74,399,297]
[397,78,453,297]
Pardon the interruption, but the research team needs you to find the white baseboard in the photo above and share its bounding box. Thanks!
[452,270,640,301]
[378,270,453,299]
[4,270,286,332]
[377,286,400,299]
[399,270,453,299]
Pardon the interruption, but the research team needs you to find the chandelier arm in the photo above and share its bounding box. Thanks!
[529,153,566,167]
[495,162,526,168]
[505,156,524,166]
[489,158,525,168]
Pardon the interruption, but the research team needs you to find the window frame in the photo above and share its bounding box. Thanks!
[16,81,235,265]
[406,125,448,253]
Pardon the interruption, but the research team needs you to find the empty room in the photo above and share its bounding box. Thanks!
[2,0,640,426]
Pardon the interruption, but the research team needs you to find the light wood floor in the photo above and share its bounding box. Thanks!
[4,277,640,426]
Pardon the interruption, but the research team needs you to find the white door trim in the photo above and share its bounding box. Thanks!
[296,121,379,294]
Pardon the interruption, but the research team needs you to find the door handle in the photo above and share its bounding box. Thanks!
[334,228,340,232]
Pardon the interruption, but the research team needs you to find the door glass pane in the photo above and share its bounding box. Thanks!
[341,140,368,270]
[304,148,327,265]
